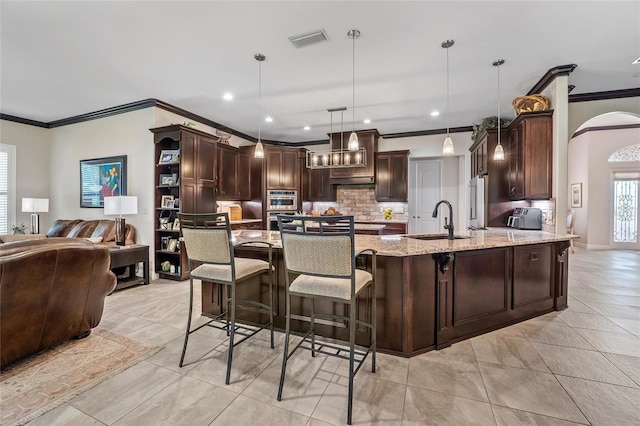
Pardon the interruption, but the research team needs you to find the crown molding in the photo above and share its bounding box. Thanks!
[568,88,640,103]
[571,123,640,139]
[0,113,49,128]
[527,64,577,95]
[381,125,473,139]
[48,99,157,128]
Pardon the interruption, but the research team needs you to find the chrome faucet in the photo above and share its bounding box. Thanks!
[432,200,454,240]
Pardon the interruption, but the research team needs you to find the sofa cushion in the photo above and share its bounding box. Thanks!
[0,234,46,243]
[67,220,99,238]
[47,219,83,237]
[91,220,115,242]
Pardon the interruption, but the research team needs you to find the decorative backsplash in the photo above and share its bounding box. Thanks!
[311,185,409,222]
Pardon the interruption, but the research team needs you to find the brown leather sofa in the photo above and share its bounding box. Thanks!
[0,219,136,245]
[46,219,136,245]
[0,238,116,369]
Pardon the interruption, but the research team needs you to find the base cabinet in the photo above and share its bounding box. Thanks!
[201,240,570,356]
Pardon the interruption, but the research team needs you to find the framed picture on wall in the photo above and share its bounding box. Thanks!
[571,183,582,208]
[80,155,127,208]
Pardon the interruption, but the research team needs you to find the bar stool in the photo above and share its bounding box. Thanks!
[276,215,376,425]
[178,212,274,385]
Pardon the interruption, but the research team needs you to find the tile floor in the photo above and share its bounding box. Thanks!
[28,248,640,425]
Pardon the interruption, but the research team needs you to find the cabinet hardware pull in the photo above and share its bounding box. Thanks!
[530,252,539,261]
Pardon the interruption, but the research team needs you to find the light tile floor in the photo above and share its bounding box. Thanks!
[28,248,640,425]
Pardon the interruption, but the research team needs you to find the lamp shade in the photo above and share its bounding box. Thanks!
[22,198,49,213]
[104,196,138,216]
[442,137,454,155]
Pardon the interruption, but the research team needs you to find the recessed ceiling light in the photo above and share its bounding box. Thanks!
[633,57,640,65]
[431,111,440,117]
[363,119,371,124]
[223,92,233,101]
[265,116,273,123]
[303,126,310,131]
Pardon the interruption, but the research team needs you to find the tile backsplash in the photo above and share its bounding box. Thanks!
[311,185,409,222]
[531,199,556,233]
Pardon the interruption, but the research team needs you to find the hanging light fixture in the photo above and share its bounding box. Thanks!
[254,53,266,159]
[348,29,360,151]
[441,40,455,155]
[306,106,367,169]
[493,59,505,161]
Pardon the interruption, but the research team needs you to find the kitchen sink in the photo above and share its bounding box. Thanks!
[406,234,470,241]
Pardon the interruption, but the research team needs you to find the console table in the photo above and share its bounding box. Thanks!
[109,244,149,291]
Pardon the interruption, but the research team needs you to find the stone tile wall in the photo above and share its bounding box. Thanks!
[311,185,409,222]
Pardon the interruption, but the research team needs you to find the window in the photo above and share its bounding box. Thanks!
[0,144,17,234]
[613,171,639,243]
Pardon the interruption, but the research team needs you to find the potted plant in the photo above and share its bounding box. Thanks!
[12,224,26,234]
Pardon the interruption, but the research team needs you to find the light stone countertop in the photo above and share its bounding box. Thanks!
[231,227,577,257]
[229,219,262,224]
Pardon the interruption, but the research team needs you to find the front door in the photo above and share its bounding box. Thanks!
[409,160,441,234]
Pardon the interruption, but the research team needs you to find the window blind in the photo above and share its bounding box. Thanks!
[0,145,14,235]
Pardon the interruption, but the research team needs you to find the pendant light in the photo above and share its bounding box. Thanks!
[254,53,266,158]
[442,40,455,155]
[348,29,360,151]
[493,59,505,161]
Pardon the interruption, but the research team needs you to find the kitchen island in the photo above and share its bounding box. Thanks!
[201,228,575,357]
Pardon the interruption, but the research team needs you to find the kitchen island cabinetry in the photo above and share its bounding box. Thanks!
[375,150,409,202]
[201,229,573,356]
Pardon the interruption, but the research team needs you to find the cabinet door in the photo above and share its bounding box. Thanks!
[218,146,238,199]
[375,152,408,202]
[266,150,282,189]
[375,153,392,200]
[237,150,251,200]
[197,183,217,213]
[308,168,335,201]
[181,132,197,182]
[513,244,553,310]
[478,140,488,175]
[280,150,298,190]
[197,136,217,185]
[525,118,552,199]
[509,122,525,200]
[180,181,197,214]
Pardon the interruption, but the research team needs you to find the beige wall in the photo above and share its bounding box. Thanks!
[568,126,640,248]
[0,120,52,231]
[568,97,640,137]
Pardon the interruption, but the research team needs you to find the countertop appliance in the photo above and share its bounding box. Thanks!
[469,176,488,229]
[507,207,542,230]
[217,204,242,221]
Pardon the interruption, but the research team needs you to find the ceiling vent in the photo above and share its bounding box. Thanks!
[289,30,329,48]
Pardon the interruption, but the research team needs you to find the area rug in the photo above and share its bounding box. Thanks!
[0,327,158,426]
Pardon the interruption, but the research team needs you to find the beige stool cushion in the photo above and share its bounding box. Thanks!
[289,269,372,300]
[191,257,272,283]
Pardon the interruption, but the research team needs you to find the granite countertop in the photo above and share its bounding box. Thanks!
[231,227,577,257]
[229,219,262,224]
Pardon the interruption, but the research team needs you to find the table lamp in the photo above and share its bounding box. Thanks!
[21,198,49,234]
[104,196,138,246]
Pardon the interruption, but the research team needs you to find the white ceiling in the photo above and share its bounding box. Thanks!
[1,1,639,143]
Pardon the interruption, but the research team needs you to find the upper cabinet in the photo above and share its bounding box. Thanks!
[265,146,302,191]
[217,143,251,200]
[508,111,553,200]
[330,130,379,184]
[375,150,409,202]
[307,167,336,202]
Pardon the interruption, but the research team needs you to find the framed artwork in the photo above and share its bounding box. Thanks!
[159,174,176,186]
[158,149,180,164]
[80,155,127,208]
[161,195,174,208]
[172,218,181,230]
[571,183,582,208]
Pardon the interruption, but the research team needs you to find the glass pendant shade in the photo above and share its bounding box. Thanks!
[254,140,264,158]
[348,131,359,150]
[493,142,505,160]
[442,136,454,155]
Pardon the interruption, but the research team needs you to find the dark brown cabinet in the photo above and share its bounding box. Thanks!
[375,150,409,202]
[470,138,488,176]
[307,167,336,201]
[330,130,379,184]
[151,125,218,281]
[266,147,300,190]
[217,144,252,200]
[508,111,553,200]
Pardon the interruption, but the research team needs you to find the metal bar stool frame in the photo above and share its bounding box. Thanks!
[178,212,274,385]
[276,214,376,425]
